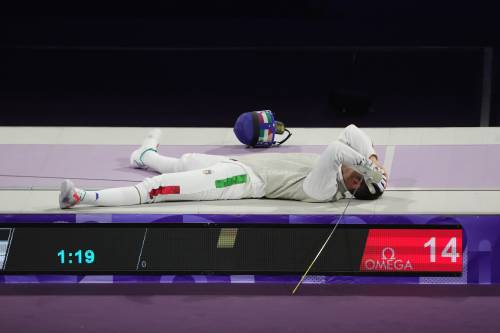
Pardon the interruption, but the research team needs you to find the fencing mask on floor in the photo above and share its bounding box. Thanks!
[233,110,292,148]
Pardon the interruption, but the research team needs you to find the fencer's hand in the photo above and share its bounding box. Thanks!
[366,167,388,194]
[369,155,389,178]
[351,159,385,184]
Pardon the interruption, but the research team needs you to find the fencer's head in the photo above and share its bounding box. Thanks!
[341,166,383,200]
[342,166,363,192]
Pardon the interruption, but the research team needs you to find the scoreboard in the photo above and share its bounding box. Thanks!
[0,224,462,275]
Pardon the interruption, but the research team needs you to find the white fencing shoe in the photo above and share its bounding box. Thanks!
[130,128,162,168]
[59,179,82,209]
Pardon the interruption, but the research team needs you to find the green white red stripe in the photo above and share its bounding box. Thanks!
[258,129,273,142]
[257,111,271,124]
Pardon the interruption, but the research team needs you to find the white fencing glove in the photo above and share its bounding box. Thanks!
[366,167,387,194]
[350,159,386,194]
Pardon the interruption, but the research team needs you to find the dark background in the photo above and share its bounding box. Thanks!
[1,1,499,127]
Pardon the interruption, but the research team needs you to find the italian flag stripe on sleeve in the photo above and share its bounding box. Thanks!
[215,174,248,188]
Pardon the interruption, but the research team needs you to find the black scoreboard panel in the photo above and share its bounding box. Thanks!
[137,227,367,273]
[0,224,463,275]
[5,227,144,272]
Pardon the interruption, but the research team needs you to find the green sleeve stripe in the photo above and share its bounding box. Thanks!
[215,174,248,188]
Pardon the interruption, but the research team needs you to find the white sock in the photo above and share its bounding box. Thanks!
[142,151,183,174]
[79,186,141,206]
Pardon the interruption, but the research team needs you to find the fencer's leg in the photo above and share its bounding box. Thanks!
[137,161,256,203]
[130,129,226,173]
[139,153,228,174]
[59,161,257,208]
[81,187,141,206]
[59,180,141,208]
[130,128,165,169]
[141,153,184,174]
[177,153,228,171]
[337,124,377,158]
[130,128,185,174]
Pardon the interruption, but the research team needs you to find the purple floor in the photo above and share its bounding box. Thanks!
[2,144,500,189]
[1,284,499,333]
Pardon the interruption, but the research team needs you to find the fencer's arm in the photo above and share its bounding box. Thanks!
[303,141,366,201]
[339,124,388,176]
[338,124,377,160]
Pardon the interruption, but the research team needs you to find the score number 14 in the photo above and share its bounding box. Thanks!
[424,237,460,263]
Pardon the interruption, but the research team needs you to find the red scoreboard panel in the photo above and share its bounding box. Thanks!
[361,229,462,273]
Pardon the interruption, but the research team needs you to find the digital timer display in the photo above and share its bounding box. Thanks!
[57,249,95,265]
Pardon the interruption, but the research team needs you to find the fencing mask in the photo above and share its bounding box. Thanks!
[233,110,292,148]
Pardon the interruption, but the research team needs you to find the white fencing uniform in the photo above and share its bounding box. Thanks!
[234,153,346,202]
[135,124,375,204]
[135,156,265,204]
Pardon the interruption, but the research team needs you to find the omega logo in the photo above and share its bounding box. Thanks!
[381,247,395,260]
[365,247,414,271]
